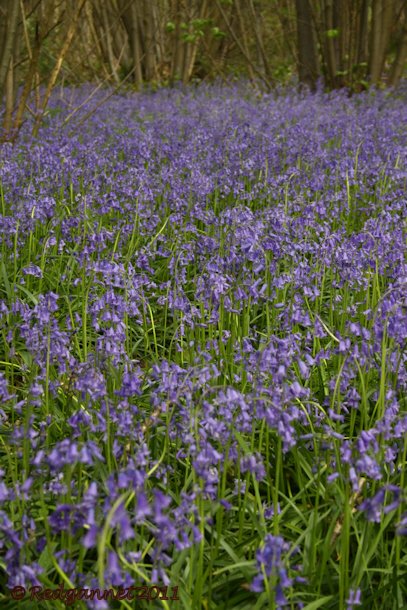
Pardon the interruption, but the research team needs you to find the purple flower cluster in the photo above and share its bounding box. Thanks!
[251,534,305,606]
[0,81,406,607]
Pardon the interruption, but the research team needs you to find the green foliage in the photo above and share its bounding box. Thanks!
[211,27,226,39]
[326,29,339,39]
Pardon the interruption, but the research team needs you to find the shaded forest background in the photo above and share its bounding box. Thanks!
[0,0,407,140]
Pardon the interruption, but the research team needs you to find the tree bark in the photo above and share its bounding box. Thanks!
[100,0,120,82]
[119,0,143,88]
[356,0,370,67]
[171,0,185,83]
[3,57,14,134]
[9,0,63,141]
[369,0,384,84]
[337,0,350,84]
[248,0,272,80]
[389,5,407,87]
[234,0,256,81]
[0,0,20,100]
[295,0,319,90]
[33,0,88,136]
[369,0,396,84]
[143,0,156,81]
[214,0,271,88]
[85,0,110,80]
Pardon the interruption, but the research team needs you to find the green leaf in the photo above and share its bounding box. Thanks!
[326,29,339,38]
[38,543,58,572]
[182,33,196,43]
[191,18,210,29]
[302,597,335,609]
[211,26,226,38]
[165,21,175,32]
[0,261,12,300]
[14,283,39,305]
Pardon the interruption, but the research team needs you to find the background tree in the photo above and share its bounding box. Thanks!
[295,0,319,90]
[0,0,406,141]
[295,0,407,90]
[0,0,21,134]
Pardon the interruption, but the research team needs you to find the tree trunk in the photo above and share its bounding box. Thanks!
[119,0,143,88]
[356,0,370,68]
[389,6,407,87]
[100,0,120,82]
[85,0,110,80]
[33,0,88,137]
[337,0,350,85]
[248,0,272,80]
[295,0,319,90]
[3,57,14,135]
[234,0,256,81]
[0,0,20,100]
[369,0,385,84]
[369,0,396,84]
[11,26,41,138]
[171,0,185,83]
[215,0,271,88]
[143,0,156,81]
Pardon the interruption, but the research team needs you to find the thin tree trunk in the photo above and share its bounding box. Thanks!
[108,1,128,63]
[181,0,193,84]
[0,3,7,65]
[3,58,14,135]
[100,0,120,82]
[143,0,156,81]
[86,0,110,80]
[150,0,162,71]
[11,37,41,138]
[181,0,208,84]
[379,0,396,77]
[204,0,235,78]
[0,0,20,99]
[171,0,185,83]
[323,0,338,88]
[33,0,88,137]
[295,0,319,90]
[337,0,350,85]
[130,1,143,87]
[271,0,297,65]
[119,0,143,88]
[248,0,272,80]
[234,0,256,81]
[389,12,407,86]
[214,0,271,88]
[356,0,370,67]
[8,4,48,141]
[369,0,384,84]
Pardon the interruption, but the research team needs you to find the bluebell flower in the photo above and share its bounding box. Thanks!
[346,588,362,609]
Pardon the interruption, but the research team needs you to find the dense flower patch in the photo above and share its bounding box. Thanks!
[0,82,406,609]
